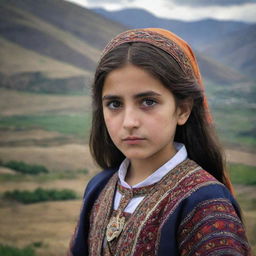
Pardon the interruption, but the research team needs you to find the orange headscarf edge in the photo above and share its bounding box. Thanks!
[145,28,212,123]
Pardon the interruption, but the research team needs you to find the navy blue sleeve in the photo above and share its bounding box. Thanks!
[69,168,117,256]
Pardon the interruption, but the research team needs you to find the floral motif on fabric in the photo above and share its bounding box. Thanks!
[178,199,251,256]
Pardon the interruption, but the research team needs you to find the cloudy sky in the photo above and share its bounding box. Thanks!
[66,0,256,23]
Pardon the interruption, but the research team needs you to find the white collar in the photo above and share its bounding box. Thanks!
[118,142,187,189]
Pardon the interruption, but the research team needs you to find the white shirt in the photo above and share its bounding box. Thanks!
[113,142,187,213]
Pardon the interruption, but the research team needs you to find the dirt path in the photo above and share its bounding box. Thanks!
[226,149,256,167]
[0,144,97,172]
[0,145,255,173]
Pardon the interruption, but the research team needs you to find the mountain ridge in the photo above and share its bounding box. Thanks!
[203,24,256,78]
[92,7,251,49]
[91,7,256,82]
[0,0,127,93]
[0,0,254,94]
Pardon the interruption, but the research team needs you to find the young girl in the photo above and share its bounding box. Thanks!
[68,28,251,255]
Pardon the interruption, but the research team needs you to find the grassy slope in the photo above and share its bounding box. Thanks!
[0,0,126,76]
[0,6,94,72]
[5,4,101,62]
[0,84,255,150]
[204,78,256,151]
[203,24,256,78]
[5,0,127,49]
[0,37,89,79]
[0,0,128,93]
[1,0,253,89]
[0,89,92,147]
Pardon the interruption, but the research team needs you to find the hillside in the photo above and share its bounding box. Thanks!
[203,24,256,78]
[92,8,250,50]
[0,0,126,93]
[0,0,255,149]
[91,7,255,84]
[196,53,246,85]
[0,1,251,93]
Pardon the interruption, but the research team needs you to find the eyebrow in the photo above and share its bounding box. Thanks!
[102,91,162,100]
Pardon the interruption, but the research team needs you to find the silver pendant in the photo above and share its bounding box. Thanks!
[106,214,125,242]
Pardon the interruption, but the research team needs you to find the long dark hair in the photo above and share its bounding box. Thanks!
[90,42,229,188]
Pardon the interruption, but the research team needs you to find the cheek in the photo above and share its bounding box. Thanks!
[145,109,178,136]
[104,115,119,137]
[146,108,176,127]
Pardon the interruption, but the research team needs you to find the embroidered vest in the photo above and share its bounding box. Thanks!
[88,159,219,255]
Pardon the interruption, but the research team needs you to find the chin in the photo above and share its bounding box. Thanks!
[122,151,153,161]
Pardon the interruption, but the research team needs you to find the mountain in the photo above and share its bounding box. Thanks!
[92,8,250,50]
[91,7,255,83]
[0,1,255,150]
[0,0,126,93]
[203,24,256,78]
[196,53,246,85]
[0,1,253,94]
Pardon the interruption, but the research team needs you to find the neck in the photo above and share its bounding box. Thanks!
[125,146,177,186]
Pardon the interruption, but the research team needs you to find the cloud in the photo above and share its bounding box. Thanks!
[65,0,256,23]
[158,2,256,22]
[69,0,136,10]
[85,0,135,4]
[83,0,256,6]
[169,0,256,7]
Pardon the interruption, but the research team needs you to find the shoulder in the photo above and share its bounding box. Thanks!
[68,168,118,256]
[83,168,118,198]
[183,159,234,198]
[181,160,239,215]
[176,161,251,255]
[177,190,251,255]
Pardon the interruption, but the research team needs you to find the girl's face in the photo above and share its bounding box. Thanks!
[102,64,190,165]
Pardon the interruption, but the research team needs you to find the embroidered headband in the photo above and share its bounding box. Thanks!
[102,28,200,81]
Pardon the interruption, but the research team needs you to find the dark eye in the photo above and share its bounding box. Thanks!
[107,100,122,109]
[142,99,157,107]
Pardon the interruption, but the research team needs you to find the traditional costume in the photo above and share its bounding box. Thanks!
[68,144,250,255]
[67,28,251,255]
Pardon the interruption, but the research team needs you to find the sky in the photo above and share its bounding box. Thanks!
[66,0,256,23]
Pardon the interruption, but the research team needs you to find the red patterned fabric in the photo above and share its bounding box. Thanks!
[87,159,251,255]
[178,199,251,256]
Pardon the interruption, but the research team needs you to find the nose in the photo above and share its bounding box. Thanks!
[123,106,140,130]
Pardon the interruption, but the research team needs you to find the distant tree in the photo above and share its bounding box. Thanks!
[4,188,77,204]
[1,161,49,175]
[0,244,36,256]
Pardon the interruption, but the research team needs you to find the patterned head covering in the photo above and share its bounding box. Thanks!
[102,28,211,122]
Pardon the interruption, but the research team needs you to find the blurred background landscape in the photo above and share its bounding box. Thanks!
[0,0,255,255]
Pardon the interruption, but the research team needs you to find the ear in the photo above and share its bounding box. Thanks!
[177,98,193,126]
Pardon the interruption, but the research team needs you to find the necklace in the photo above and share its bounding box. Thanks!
[106,213,126,242]
[105,183,155,242]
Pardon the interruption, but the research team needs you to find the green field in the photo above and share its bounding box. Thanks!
[229,163,256,185]
[0,114,91,139]
[0,88,255,255]
[204,80,256,151]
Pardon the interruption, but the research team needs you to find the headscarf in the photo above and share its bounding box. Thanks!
[101,28,234,195]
